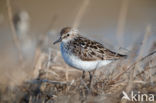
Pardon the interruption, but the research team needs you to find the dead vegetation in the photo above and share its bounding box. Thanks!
[0,44,155,103]
[0,0,156,103]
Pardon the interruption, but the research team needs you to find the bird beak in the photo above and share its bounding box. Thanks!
[53,37,62,44]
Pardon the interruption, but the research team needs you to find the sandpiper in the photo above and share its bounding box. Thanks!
[53,27,127,80]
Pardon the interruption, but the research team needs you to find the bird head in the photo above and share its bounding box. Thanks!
[53,27,79,44]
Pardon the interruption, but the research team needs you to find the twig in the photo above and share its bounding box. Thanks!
[45,48,52,79]
[33,51,45,78]
[67,79,75,91]
[41,79,70,85]
[6,0,23,61]
[73,0,90,28]
[65,65,69,81]
[51,65,81,72]
[80,78,90,93]
[137,25,151,60]
[113,50,156,81]
[135,65,156,79]
[116,0,129,47]
[29,79,70,85]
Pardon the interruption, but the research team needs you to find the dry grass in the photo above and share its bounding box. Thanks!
[0,0,156,103]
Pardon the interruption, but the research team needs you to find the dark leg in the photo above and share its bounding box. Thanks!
[89,71,93,84]
[82,71,85,79]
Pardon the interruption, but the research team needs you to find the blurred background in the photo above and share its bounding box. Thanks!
[0,0,156,87]
[0,0,156,102]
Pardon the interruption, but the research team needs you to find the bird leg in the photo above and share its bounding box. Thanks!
[89,69,96,89]
[82,71,85,79]
[89,71,93,85]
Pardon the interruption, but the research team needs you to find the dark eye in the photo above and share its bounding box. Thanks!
[67,34,69,36]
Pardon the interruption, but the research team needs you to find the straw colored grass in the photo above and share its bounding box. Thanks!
[0,46,155,103]
[0,0,155,103]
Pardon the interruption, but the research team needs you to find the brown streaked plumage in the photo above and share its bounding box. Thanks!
[66,36,127,61]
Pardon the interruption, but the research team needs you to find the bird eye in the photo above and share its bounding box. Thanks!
[67,34,69,36]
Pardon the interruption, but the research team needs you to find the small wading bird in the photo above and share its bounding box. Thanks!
[53,27,127,82]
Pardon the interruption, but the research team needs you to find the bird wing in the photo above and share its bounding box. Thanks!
[70,36,127,61]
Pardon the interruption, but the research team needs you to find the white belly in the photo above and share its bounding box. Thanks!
[60,43,112,71]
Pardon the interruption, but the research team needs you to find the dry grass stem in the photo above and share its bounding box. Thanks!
[73,0,90,28]
[1,1,156,103]
[6,0,23,61]
[116,0,129,46]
